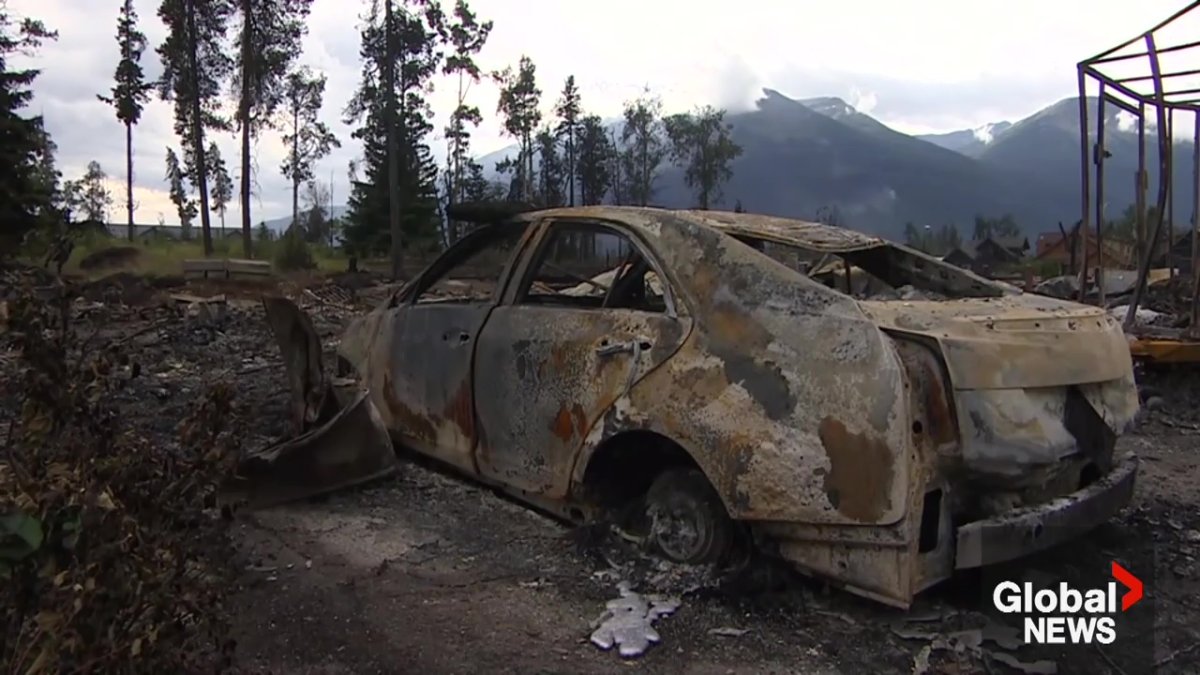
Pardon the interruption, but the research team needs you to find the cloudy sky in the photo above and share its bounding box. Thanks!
[6,0,1195,225]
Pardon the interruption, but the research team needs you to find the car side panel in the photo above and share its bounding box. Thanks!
[572,215,915,527]
[473,306,691,497]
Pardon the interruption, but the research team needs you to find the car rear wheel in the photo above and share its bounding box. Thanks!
[644,468,734,565]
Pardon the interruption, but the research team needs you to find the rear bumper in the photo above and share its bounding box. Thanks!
[954,454,1138,569]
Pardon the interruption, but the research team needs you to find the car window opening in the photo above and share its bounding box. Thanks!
[520,223,667,313]
[413,223,529,304]
[734,234,1013,301]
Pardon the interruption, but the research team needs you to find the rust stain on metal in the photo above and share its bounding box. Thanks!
[818,417,895,522]
[571,404,588,438]
[551,404,576,441]
[382,372,437,443]
[444,378,475,437]
[549,401,596,443]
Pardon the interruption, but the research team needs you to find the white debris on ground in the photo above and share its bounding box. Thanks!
[589,581,681,658]
[892,617,1057,674]
[1109,304,1163,327]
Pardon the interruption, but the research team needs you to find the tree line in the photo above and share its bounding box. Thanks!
[902,214,1024,255]
[0,1,745,277]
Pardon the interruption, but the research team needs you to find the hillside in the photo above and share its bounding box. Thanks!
[972,97,1194,222]
[477,89,1070,237]
[917,121,1012,157]
[271,93,1195,241]
[261,205,350,232]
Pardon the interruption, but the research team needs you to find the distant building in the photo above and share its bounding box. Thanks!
[939,235,1030,276]
[102,223,243,241]
[1035,229,1135,273]
[1151,230,1197,274]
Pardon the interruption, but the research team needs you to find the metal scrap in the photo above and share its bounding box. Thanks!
[895,620,1057,675]
[588,581,680,658]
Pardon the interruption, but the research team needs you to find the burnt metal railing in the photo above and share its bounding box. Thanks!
[1078,1,1200,333]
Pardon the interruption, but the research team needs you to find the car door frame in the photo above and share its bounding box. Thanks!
[371,219,542,474]
[471,215,692,498]
[497,217,682,317]
[392,218,540,308]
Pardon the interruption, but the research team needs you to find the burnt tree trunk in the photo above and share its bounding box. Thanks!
[384,0,402,280]
[239,0,253,258]
[185,0,214,256]
[125,121,134,241]
[290,103,300,232]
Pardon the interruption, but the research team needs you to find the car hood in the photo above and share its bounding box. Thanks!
[858,294,1133,390]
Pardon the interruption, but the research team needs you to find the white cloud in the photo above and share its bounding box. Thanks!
[849,87,878,116]
[7,0,1187,224]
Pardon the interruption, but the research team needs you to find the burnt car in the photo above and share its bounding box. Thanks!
[229,206,1140,607]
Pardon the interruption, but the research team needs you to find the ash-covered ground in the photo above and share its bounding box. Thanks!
[3,270,1198,674]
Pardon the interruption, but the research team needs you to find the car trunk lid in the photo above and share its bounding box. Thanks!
[858,296,1133,390]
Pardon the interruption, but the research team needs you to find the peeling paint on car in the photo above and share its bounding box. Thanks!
[259,205,1141,609]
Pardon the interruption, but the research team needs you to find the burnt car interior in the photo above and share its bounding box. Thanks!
[733,235,1013,300]
[518,222,667,313]
[408,217,668,314]
[416,209,1011,313]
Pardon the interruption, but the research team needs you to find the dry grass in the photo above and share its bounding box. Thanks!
[51,232,351,279]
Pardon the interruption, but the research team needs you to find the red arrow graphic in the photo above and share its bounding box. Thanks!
[1112,561,1143,611]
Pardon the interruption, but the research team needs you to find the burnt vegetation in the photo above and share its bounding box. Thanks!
[0,279,241,672]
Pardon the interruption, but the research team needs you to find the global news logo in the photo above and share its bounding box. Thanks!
[991,562,1143,645]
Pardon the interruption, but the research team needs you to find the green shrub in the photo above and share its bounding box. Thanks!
[273,229,315,272]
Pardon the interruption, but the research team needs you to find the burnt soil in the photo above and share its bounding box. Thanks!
[5,272,1199,674]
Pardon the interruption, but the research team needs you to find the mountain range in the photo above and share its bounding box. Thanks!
[471,89,1195,240]
[262,205,350,232]
[272,89,1193,242]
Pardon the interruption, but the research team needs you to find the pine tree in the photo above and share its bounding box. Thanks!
[621,90,666,207]
[493,56,541,203]
[99,0,153,241]
[575,115,612,206]
[281,66,338,234]
[608,127,628,206]
[0,10,57,250]
[233,0,312,257]
[461,158,501,202]
[80,161,113,222]
[165,147,197,237]
[157,0,234,256]
[535,127,563,207]
[554,75,581,206]
[302,179,330,243]
[208,141,233,237]
[903,222,922,248]
[440,0,491,235]
[663,105,742,210]
[343,0,443,267]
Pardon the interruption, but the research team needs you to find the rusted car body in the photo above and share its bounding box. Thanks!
[244,206,1140,608]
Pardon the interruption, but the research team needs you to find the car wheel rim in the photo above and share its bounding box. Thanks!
[650,503,707,562]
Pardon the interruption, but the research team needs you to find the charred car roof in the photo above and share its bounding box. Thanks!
[510,206,883,253]
[502,206,1016,298]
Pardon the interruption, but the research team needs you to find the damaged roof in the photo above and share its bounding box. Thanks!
[522,206,886,253]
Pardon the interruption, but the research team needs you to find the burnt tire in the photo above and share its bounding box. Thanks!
[644,468,733,565]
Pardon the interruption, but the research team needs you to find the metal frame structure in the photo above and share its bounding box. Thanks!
[1078,1,1200,332]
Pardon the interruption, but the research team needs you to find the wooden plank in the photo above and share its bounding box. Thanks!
[182,259,227,272]
[1129,338,1200,363]
[225,259,272,277]
[181,258,273,280]
[182,258,226,280]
